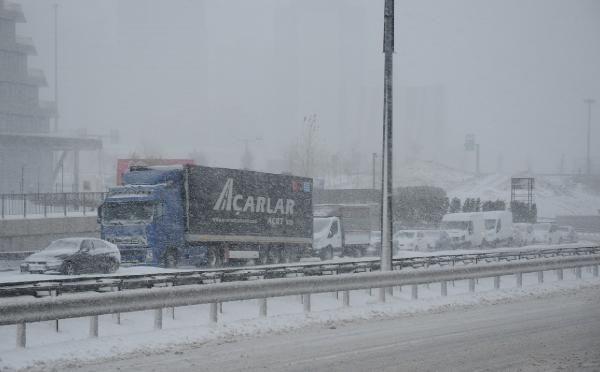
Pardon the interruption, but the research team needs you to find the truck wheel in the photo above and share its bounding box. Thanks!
[207,248,223,267]
[163,250,177,268]
[269,249,282,264]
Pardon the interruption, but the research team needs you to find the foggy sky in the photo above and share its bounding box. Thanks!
[17,0,600,175]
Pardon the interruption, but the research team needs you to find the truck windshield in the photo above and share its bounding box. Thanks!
[313,218,332,233]
[103,202,154,224]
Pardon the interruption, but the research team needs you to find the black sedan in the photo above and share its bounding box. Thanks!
[20,238,121,275]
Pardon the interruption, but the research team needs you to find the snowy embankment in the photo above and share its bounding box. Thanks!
[324,160,600,218]
[0,268,598,370]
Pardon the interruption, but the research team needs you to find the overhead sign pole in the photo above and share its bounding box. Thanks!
[379,0,394,302]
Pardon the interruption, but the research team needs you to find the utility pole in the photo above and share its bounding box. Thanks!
[475,143,480,176]
[53,3,59,132]
[584,98,595,175]
[372,152,377,189]
[20,166,25,194]
[379,0,394,302]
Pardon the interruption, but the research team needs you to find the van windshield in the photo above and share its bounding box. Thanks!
[313,218,333,234]
[441,221,470,230]
[485,219,497,230]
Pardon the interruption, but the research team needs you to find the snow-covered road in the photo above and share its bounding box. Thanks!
[42,285,600,372]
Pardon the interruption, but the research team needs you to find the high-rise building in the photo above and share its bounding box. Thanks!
[0,1,101,193]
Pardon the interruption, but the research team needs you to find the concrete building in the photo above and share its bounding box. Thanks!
[0,0,100,194]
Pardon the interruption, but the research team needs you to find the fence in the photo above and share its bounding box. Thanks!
[1,254,599,348]
[0,192,106,219]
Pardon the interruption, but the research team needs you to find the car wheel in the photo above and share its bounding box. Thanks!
[61,261,76,275]
[320,245,333,261]
[104,258,119,274]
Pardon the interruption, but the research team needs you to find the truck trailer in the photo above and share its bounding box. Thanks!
[99,165,313,267]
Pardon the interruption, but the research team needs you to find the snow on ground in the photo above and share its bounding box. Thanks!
[1,267,598,370]
[448,173,600,218]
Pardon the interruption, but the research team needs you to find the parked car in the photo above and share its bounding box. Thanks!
[532,223,560,244]
[513,223,534,246]
[421,230,452,251]
[557,226,578,243]
[393,230,427,252]
[21,238,121,275]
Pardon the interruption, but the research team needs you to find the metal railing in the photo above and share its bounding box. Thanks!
[2,244,598,298]
[1,254,599,348]
[0,192,106,219]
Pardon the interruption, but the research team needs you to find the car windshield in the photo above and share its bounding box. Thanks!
[45,240,81,252]
[103,202,154,224]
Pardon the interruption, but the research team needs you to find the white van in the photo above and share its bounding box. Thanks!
[440,212,485,248]
[482,210,514,247]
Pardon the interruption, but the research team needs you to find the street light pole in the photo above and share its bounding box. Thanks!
[53,3,59,132]
[584,98,595,175]
[372,152,377,189]
[379,0,394,301]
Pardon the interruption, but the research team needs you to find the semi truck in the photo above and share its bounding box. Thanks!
[99,165,313,267]
[312,203,378,259]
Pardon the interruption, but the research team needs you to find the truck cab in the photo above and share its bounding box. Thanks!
[99,166,198,266]
[482,210,514,247]
[312,215,343,260]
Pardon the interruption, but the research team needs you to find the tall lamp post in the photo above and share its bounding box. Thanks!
[584,98,595,175]
[379,0,394,302]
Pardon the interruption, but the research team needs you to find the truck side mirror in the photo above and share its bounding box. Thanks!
[97,205,102,224]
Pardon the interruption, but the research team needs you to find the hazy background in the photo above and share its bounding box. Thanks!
[17,0,600,176]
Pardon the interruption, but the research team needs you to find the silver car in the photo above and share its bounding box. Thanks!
[21,238,121,275]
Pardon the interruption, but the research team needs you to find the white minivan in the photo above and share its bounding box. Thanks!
[482,210,514,247]
[440,212,485,248]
